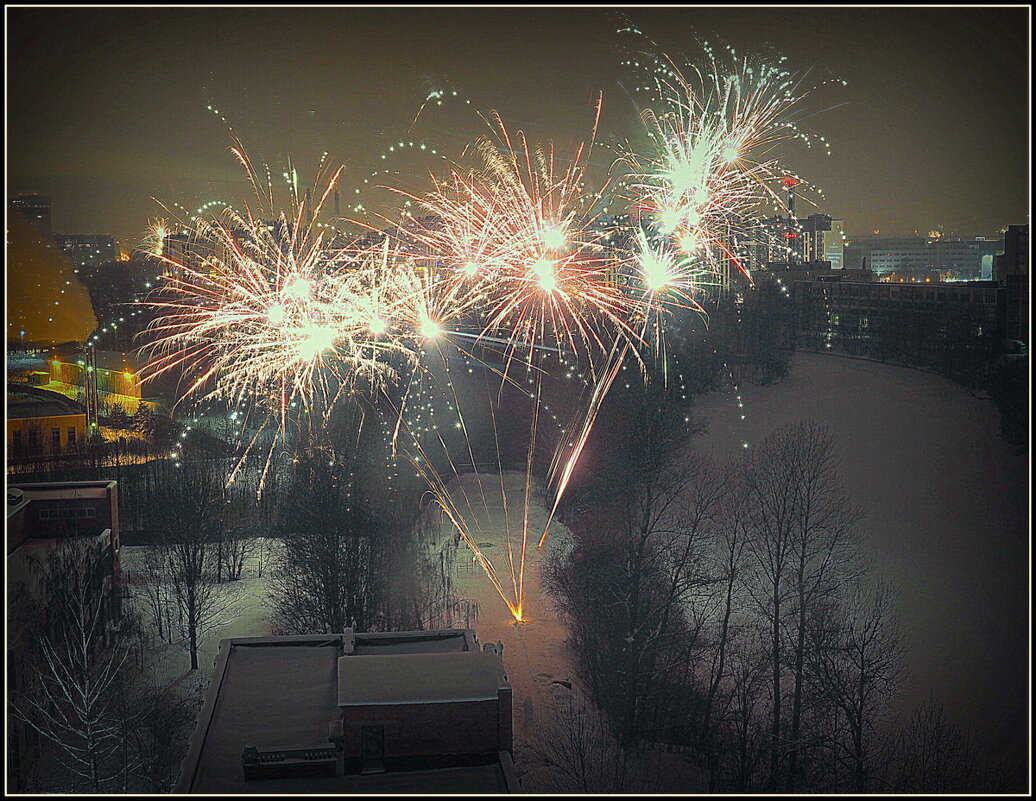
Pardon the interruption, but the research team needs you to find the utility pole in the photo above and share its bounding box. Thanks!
[85,342,101,439]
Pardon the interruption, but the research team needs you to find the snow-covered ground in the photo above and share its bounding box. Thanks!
[431,471,580,791]
[694,351,1028,777]
[120,541,276,697]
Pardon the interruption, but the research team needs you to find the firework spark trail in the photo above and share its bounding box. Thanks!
[405,107,666,619]
[137,35,831,620]
[537,337,629,549]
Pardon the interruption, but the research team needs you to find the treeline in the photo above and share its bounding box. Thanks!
[267,399,461,636]
[544,372,1013,791]
[710,280,798,386]
[125,400,465,660]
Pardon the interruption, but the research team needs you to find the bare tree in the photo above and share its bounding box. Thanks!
[217,529,255,582]
[740,424,804,789]
[719,634,770,791]
[887,696,989,792]
[10,539,133,793]
[148,459,239,670]
[270,453,384,634]
[698,463,752,776]
[807,578,906,791]
[783,422,863,790]
[112,679,200,792]
[527,687,701,793]
[269,442,446,635]
[526,688,633,792]
[740,421,862,790]
[136,544,173,642]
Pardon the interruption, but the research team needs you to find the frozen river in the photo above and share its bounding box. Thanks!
[694,351,1028,779]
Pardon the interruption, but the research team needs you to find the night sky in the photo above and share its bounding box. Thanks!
[8,7,1029,248]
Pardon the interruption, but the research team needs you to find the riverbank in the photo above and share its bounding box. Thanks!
[694,350,1028,783]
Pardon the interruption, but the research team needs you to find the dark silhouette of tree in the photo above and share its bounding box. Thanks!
[270,452,386,633]
[806,579,906,791]
[131,403,158,440]
[269,409,453,635]
[740,421,861,790]
[887,697,991,792]
[106,404,132,431]
[10,539,133,792]
[145,459,239,670]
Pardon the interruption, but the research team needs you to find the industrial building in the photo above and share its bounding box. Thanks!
[7,385,87,455]
[844,235,1002,280]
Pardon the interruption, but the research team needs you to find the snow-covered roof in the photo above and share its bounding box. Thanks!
[177,634,519,794]
[349,628,475,654]
[338,651,508,707]
[189,643,341,793]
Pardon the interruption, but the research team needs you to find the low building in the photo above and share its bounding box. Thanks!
[843,235,1002,280]
[176,629,519,794]
[7,480,121,579]
[7,385,87,455]
[793,276,1004,385]
[47,349,143,411]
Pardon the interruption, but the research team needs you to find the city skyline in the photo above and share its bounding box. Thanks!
[8,7,1029,247]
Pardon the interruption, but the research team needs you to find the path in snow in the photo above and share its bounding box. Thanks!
[694,351,1028,780]
[433,471,579,792]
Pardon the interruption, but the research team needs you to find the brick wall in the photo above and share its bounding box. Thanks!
[342,697,504,762]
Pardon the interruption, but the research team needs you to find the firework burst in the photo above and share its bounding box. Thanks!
[616,38,824,284]
[135,32,835,621]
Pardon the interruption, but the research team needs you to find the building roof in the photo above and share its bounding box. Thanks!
[7,384,85,418]
[177,632,516,794]
[6,481,117,557]
[349,628,475,654]
[8,480,115,501]
[338,651,508,707]
[216,760,517,794]
[186,642,341,794]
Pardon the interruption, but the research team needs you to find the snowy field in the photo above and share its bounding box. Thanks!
[694,351,1028,777]
[120,541,276,698]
